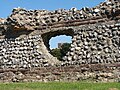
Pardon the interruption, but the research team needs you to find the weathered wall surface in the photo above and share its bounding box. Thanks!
[0,35,60,69]
[0,64,120,82]
[5,0,120,31]
[64,22,120,65]
[0,0,120,82]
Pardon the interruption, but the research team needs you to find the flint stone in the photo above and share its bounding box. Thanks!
[115,23,120,27]
[67,56,72,61]
[75,47,80,50]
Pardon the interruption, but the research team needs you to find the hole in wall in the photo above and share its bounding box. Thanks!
[49,35,72,60]
[41,28,74,61]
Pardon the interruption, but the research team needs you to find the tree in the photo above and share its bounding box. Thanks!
[50,43,71,61]
[51,48,62,60]
[60,43,71,57]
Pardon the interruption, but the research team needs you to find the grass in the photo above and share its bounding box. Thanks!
[0,82,119,90]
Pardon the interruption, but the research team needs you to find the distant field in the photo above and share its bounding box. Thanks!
[0,82,120,90]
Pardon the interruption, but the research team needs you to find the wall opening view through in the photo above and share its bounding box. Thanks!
[49,35,72,61]
[49,35,72,49]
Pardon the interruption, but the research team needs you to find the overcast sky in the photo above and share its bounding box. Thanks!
[0,0,105,48]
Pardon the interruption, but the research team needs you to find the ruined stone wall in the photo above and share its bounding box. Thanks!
[6,0,120,31]
[64,22,120,65]
[0,35,59,69]
[0,0,120,82]
[0,64,120,82]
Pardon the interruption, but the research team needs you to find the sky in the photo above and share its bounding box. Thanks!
[0,0,105,49]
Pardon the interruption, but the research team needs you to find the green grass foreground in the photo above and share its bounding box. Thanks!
[0,82,120,90]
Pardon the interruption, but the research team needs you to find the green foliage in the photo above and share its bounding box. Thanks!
[51,43,71,61]
[0,82,120,90]
[60,43,71,57]
[51,48,62,60]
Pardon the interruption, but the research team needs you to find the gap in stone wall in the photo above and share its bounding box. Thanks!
[49,35,72,61]
[41,28,74,61]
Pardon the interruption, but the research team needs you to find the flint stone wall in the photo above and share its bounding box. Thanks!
[63,22,120,65]
[6,0,120,31]
[0,35,59,69]
[0,0,119,82]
